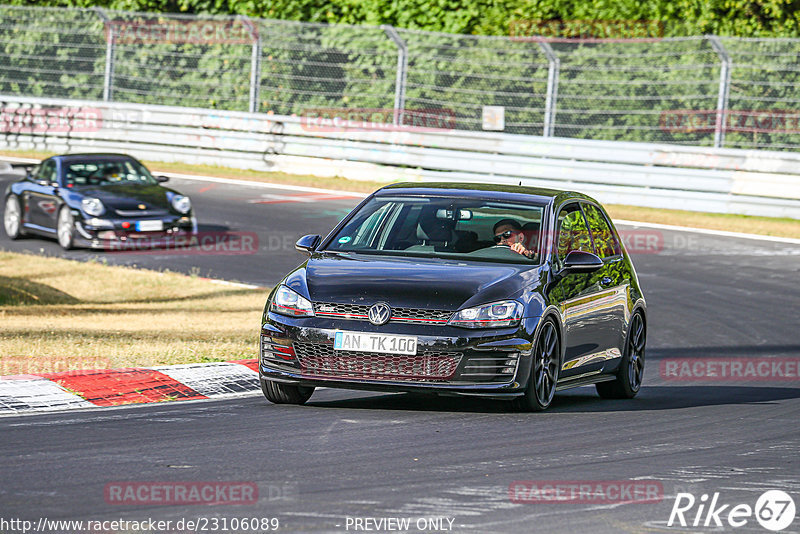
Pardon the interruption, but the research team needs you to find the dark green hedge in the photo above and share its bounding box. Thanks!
[4,0,800,38]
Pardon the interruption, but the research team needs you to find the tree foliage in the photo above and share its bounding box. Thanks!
[5,0,800,37]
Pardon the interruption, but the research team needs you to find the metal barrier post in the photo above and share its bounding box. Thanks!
[708,35,732,148]
[242,17,262,114]
[537,39,560,137]
[94,8,115,102]
[382,25,408,126]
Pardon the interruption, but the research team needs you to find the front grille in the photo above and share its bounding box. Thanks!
[294,342,462,381]
[313,302,453,324]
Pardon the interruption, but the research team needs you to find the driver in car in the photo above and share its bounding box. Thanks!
[493,219,534,258]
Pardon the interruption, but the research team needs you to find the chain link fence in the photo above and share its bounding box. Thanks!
[1,5,798,150]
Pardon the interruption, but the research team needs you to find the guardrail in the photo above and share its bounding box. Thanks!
[2,94,800,219]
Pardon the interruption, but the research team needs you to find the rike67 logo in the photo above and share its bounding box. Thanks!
[668,490,796,531]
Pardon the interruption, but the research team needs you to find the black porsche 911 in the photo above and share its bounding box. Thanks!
[259,183,647,411]
[3,153,196,249]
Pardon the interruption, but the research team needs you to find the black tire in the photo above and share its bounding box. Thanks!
[4,195,25,239]
[260,379,314,405]
[596,311,646,399]
[57,206,76,250]
[513,318,560,412]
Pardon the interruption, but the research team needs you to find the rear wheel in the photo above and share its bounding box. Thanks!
[57,206,75,250]
[596,311,646,399]
[260,379,314,405]
[4,195,25,239]
[513,318,560,412]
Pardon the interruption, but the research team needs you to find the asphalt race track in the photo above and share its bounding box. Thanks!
[2,162,800,533]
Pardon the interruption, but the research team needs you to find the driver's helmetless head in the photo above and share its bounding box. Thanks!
[493,219,524,245]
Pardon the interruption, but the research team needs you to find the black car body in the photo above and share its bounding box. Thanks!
[259,183,647,411]
[3,153,196,250]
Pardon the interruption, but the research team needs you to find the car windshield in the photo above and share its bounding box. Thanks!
[324,195,545,264]
[64,159,158,187]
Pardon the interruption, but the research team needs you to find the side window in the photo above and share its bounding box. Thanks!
[555,204,593,269]
[34,160,56,184]
[583,203,621,259]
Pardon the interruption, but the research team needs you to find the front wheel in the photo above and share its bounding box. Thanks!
[513,318,560,412]
[4,195,25,239]
[261,379,314,405]
[57,206,76,250]
[596,311,646,399]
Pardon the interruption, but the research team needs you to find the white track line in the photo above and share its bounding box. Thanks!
[615,219,800,245]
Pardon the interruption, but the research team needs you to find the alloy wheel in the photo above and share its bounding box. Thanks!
[4,196,21,237]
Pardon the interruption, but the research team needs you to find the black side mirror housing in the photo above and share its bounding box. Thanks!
[562,250,604,274]
[155,175,170,183]
[295,234,321,255]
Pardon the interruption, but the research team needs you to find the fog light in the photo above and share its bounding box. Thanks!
[97,231,117,240]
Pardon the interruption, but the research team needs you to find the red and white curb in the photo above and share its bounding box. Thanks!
[0,359,260,415]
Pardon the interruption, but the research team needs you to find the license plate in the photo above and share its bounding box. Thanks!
[135,220,163,232]
[333,331,418,355]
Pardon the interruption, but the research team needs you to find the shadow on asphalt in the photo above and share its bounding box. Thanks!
[305,385,800,414]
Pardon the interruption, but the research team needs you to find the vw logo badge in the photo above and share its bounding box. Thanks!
[368,303,392,325]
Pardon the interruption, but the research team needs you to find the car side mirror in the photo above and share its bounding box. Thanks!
[155,175,169,183]
[561,250,604,274]
[295,234,321,255]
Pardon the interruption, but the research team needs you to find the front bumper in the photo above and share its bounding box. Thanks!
[75,214,196,249]
[259,312,542,398]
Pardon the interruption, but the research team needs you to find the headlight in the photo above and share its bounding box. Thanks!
[171,195,191,214]
[448,300,523,328]
[81,198,105,217]
[270,286,315,317]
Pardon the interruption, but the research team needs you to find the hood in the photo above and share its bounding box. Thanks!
[75,184,172,211]
[286,253,541,310]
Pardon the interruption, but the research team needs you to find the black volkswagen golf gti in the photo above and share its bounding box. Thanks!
[260,183,647,411]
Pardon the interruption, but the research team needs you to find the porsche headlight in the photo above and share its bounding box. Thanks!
[448,300,523,328]
[81,198,105,217]
[270,286,315,317]
[171,195,192,214]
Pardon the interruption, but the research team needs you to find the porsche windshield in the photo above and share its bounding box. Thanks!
[325,196,545,264]
[65,159,158,187]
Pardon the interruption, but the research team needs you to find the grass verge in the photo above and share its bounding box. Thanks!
[0,251,266,373]
[2,148,800,238]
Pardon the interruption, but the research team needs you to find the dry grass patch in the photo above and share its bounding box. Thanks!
[605,204,800,239]
[0,251,266,372]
